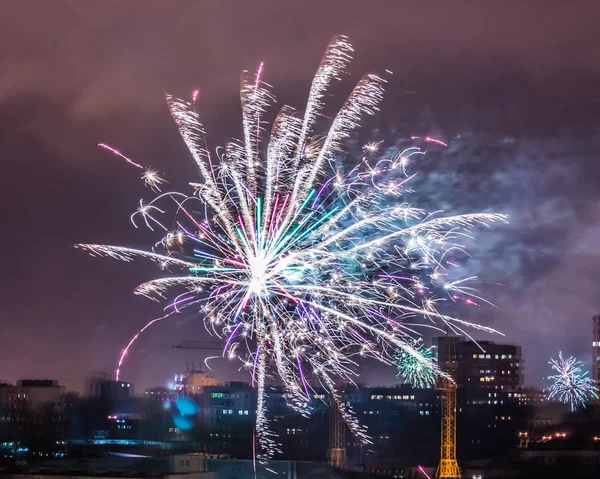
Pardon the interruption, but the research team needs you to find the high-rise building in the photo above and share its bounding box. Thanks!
[593,314,600,386]
[437,337,523,406]
[436,337,525,460]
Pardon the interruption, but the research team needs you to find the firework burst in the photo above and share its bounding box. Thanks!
[395,340,437,389]
[78,35,506,459]
[547,352,599,411]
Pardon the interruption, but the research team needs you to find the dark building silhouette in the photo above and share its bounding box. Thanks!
[0,379,65,454]
[436,337,526,460]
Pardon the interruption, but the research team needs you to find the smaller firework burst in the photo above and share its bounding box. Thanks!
[395,341,438,389]
[547,352,599,411]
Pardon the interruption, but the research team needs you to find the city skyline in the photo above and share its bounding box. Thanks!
[1,2,600,394]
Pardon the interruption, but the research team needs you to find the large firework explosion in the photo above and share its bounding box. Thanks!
[547,352,599,411]
[78,36,505,458]
[395,340,437,389]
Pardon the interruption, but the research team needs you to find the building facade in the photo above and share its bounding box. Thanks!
[436,337,526,459]
[437,337,523,406]
[174,369,220,396]
[0,379,66,453]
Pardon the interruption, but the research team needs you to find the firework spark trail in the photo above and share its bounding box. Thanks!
[547,352,599,411]
[78,36,507,459]
[99,143,166,191]
[99,143,144,169]
[395,341,437,388]
[115,311,176,381]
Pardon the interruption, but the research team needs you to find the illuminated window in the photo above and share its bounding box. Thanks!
[473,354,477,359]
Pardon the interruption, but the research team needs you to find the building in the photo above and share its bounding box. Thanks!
[436,337,526,459]
[174,368,220,396]
[86,373,133,404]
[517,387,547,406]
[0,379,66,453]
[437,337,523,406]
[593,314,600,386]
[144,386,179,404]
[202,382,255,424]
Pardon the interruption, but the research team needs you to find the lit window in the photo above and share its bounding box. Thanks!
[473,354,477,359]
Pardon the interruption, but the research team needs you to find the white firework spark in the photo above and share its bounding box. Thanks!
[78,35,506,459]
[547,351,599,411]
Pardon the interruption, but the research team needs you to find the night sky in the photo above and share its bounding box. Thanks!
[1,2,600,393]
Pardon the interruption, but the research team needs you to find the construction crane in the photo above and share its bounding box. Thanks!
[172,340,223,351]
[171,339,225,373]
[436,337,461,479]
